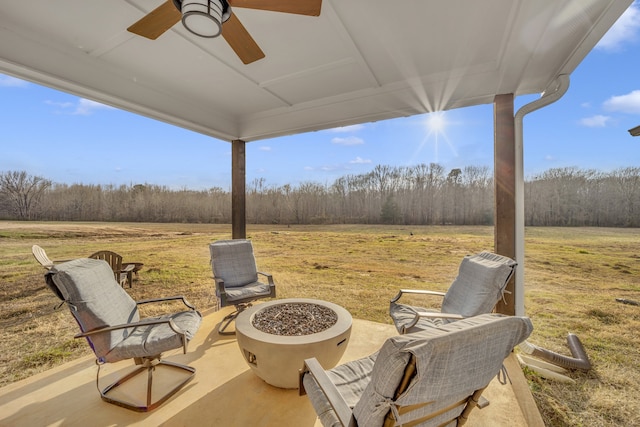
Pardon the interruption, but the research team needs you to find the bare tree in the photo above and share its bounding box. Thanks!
[443,168,462,224]
[611,167,640,227]
[6,164,640,227]
[0,170,52,219]
[462,165,493,224]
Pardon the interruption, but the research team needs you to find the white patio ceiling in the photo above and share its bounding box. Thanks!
[0,0,632,143]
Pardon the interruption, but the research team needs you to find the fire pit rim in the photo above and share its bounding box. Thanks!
[236,298,352,345]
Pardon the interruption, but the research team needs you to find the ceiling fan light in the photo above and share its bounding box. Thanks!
[182,0,225,38]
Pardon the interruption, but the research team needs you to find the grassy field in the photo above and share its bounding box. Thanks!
[1,221,638,426]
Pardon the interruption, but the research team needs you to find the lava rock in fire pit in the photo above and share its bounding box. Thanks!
[252,302,338,336]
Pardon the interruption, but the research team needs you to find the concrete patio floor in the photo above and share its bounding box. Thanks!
[0,306,544,426]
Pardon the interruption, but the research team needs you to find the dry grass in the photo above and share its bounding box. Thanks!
[1,221,638,426]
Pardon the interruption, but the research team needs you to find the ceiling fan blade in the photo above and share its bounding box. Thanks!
[222,14,265,64]
[230,0,321,16]
[127,1,181,40]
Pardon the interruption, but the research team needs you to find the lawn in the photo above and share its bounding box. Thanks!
[0,221,638,426]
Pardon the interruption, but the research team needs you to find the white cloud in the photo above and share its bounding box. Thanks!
[331,136,364,145]
[596,2,640,51]
[327,124,365,133]
[45,98,114,115]
[580,115,612,127]
[45,100,74,109]
[349,156,371,164]
[0,75,29,87]
[74,98,114,115]
[259,146,271,151]
[603,90,640,114]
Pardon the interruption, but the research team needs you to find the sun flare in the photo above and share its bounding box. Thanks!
[426,112,447,134]
[408,111,457,165]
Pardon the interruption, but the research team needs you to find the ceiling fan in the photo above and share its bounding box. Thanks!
[127,0,322,65]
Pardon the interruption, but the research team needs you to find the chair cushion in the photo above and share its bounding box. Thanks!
[209,240,259,287]
[441,252,515,317]
[303,352,378,427]
[48,258,139,360]
[223,281,273,302]
[104,310,202,363]
[351,334,418,426]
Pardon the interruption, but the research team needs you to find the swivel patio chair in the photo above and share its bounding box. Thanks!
[300,313,533,427]
[45,258,202,412]
[209,239,276,335]
[389,251,516,334]
[89,250,135,287]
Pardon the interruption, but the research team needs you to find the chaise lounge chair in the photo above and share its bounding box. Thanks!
[31,244,60,269]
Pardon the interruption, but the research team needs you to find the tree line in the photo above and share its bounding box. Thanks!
[1,165,638,227]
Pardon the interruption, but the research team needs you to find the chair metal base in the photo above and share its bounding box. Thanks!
[217,302,252,335]
[99,358,196,412]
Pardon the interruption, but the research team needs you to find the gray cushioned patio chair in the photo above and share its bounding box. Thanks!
[209,239,276,334]
[45,258,202,412]
[389,252,516,334]
[300,313,533,427]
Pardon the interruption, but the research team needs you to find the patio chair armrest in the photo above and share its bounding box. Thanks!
[257,271,274,285]
[300,358,356,427]
[74,317,177,338]
[213,276,229,301]
[121,263,136,273]
[213,276,244,306]
[390,289,446,303]
[136,295,197,310]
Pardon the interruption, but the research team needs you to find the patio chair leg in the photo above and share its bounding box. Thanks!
[217,303,252,335]
[218,311,239,335]
[98,358,196,412]
[147,363,154,408]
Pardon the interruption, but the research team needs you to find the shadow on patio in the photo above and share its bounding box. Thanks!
[0,307,544,426]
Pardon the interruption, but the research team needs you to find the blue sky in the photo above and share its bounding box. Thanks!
[1,3,640,191]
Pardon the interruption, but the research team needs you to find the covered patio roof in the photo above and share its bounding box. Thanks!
[0,0,633,317]
[0,3,634,423]
[0,0,632,142]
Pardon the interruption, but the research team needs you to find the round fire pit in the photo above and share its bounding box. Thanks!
[235,298,352,389]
